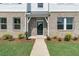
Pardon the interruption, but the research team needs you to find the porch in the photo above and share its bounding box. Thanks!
[26,12,49,36]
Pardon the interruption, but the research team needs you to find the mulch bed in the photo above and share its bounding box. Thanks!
[15,38,35,43]
[0,38,35,44]
[45,38,79,43]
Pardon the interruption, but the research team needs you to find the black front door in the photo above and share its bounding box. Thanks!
[37,21,43,35]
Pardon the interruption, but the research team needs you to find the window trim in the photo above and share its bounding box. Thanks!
[13,17,21,30]
[66,17,73,29]
[0,17,7,29]
[57,17,64,29]
[37,3,43,8]
[57,17,73,30]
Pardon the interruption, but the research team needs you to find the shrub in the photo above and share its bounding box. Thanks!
[46,35,51,41]
[25,32,28,40]
[64,32,72,41]
[25,32,31,40]
[18,34,25,39]
[2,34,13,40]
[53,36,58,39]
[72,37,78,41]
[58,37,62,42]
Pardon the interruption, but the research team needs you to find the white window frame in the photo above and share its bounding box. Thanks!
[13,17,21,29]
[57,17,73,30]
[64,18,66,30]
[37,3,43,8]
[0,17,7,29]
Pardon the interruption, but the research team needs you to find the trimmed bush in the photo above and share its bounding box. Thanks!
[18,34,25,39]
[64,32,72,41]
[72,37,78,41]
[25,32,29,40]
[58,37,62,42]
[2,34,13,40]
[46,35,51,41]
[53,36,58,39]
[18,32,30,40]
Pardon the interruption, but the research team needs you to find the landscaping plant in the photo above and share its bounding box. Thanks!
[25,32,29,40]
[58,37,62,42]
[53,36,58,39]
[64,32,72,41]
[18,34,25,39]
[46,35,51,41]
[72,37,78,41]
[2,34,13,40]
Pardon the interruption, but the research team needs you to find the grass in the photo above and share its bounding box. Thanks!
[0,40,34,56]
[46,41,79,56]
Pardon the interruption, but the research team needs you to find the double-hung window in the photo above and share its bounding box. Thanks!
[0,17,7,29]
[66,17,73,29]
[57,17,73,30]
[13,17,21,29]
[57,17,64,29]
[38,3,43,8]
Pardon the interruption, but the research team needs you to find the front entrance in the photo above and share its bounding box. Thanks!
[37,20,43,35]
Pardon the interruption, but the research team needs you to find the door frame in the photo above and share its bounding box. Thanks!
[36,20,44,35]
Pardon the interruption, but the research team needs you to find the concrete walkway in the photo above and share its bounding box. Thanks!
[30,36,49,56]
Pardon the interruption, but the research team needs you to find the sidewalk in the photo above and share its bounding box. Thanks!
[30,38,49,56]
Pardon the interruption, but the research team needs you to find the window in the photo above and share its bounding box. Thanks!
[38,3,43,8]
[13,17,21,29]
[57,17,64,29]
[66,17,73,29]
[18,3,22,4]
[27,3,31,13]
[0,17,7,29]
[57,17,73,30]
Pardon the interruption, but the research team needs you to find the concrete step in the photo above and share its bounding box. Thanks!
[29,35,47,39]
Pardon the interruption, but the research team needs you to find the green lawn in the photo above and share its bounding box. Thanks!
[46,41,79,56]
[0,40,34,56]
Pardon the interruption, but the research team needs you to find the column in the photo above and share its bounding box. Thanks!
[48,17,49,36]
[24,13,26,32]
[27,17,28,32]
[64,18,66,30]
